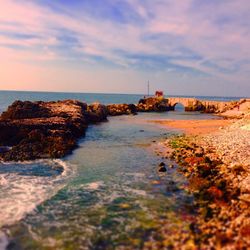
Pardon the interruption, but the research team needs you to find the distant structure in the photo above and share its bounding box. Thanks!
[155,91,164,97]
[147,80,150,97]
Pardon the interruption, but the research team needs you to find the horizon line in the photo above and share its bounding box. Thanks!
[0,89,247,99]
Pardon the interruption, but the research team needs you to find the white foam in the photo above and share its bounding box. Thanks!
[52,159,74,177]
[0,159,74,228]
[81,181,104,190]
[125,187,147,196]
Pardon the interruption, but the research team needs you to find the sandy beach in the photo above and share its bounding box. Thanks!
[152,119,233,135]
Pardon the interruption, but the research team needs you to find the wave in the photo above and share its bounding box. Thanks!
[0,159,75,249]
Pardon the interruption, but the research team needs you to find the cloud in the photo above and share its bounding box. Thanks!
[0,0,249,96]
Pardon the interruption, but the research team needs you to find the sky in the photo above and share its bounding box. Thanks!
[0,0,249,96]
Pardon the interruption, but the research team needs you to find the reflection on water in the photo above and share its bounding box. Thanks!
[1,112,215,249]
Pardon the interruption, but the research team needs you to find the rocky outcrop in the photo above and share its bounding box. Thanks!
[185,100,206,112]
[107,104,137,116]
[0,100,108,161]
[137,97,171,112]
[85,103,108,122]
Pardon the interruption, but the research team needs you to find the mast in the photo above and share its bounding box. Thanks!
[147,80,150,97]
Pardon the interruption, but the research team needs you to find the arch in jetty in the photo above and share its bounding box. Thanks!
[168,97,196,111]
[172,102,185,111]
[166,97,243,112]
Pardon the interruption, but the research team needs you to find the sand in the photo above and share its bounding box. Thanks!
[151,119,233,135]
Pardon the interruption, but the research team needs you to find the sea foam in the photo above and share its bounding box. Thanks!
[0,159,75,249]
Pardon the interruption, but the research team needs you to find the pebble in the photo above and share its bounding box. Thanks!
[162,114,250,249]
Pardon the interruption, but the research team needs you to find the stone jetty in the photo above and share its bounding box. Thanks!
[138,96,249,113]
[167,97,249,113]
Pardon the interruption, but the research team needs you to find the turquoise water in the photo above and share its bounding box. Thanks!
[0,91,230,249]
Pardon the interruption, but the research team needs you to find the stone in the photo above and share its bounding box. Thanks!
[158,162,167,172]
[0,100,108,161]
[107,104,137,116]
[85,103,108,122]
[137,97,171,112]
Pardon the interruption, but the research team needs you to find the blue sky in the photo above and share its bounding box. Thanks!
[0,0,249,96]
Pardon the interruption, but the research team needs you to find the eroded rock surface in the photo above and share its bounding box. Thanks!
[107,104,137,116]
[137,97,171,112]
[0,100,108,161]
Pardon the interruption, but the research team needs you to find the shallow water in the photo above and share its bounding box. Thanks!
[0,111,217,249]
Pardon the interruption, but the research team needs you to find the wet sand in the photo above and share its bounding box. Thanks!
[151,119,233,135]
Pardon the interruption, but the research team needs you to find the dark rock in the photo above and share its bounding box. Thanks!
[107,104,137,116]
[0,100,107,161]
[166,180,180,192]
[0,100,50,120]
[158,162,167,172]
[137,97,171,112]
[85,103,108,123]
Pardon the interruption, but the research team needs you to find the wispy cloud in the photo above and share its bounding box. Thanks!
[0,0,249,95]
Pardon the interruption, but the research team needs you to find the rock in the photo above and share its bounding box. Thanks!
[151,180,161,185]
[195,148,204,157]
[119,203,131,209]
[158,162,167,172]
[0,100,50,120]
[0,100,107,161]
[137,97,171,112]
[107,104,137,116]
[166,180,180,192]
[85,103,108,122]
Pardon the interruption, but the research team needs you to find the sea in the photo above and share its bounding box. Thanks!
[0,91,242,249]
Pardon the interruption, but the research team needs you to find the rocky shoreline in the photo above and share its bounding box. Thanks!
[160,113,250,249]
[0,97,168,161]
[0,97,187,161]
[0,96,247,162]
[0,100,106,161]
[0,97,249,248]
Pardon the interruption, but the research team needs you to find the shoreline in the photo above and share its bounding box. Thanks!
[150,118,233,135]
[0,97,249,248]
[158,113,250,248]
[1,97,248,161]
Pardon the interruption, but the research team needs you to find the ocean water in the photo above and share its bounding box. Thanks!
[0,91,240,249]
[0,90,243,114]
